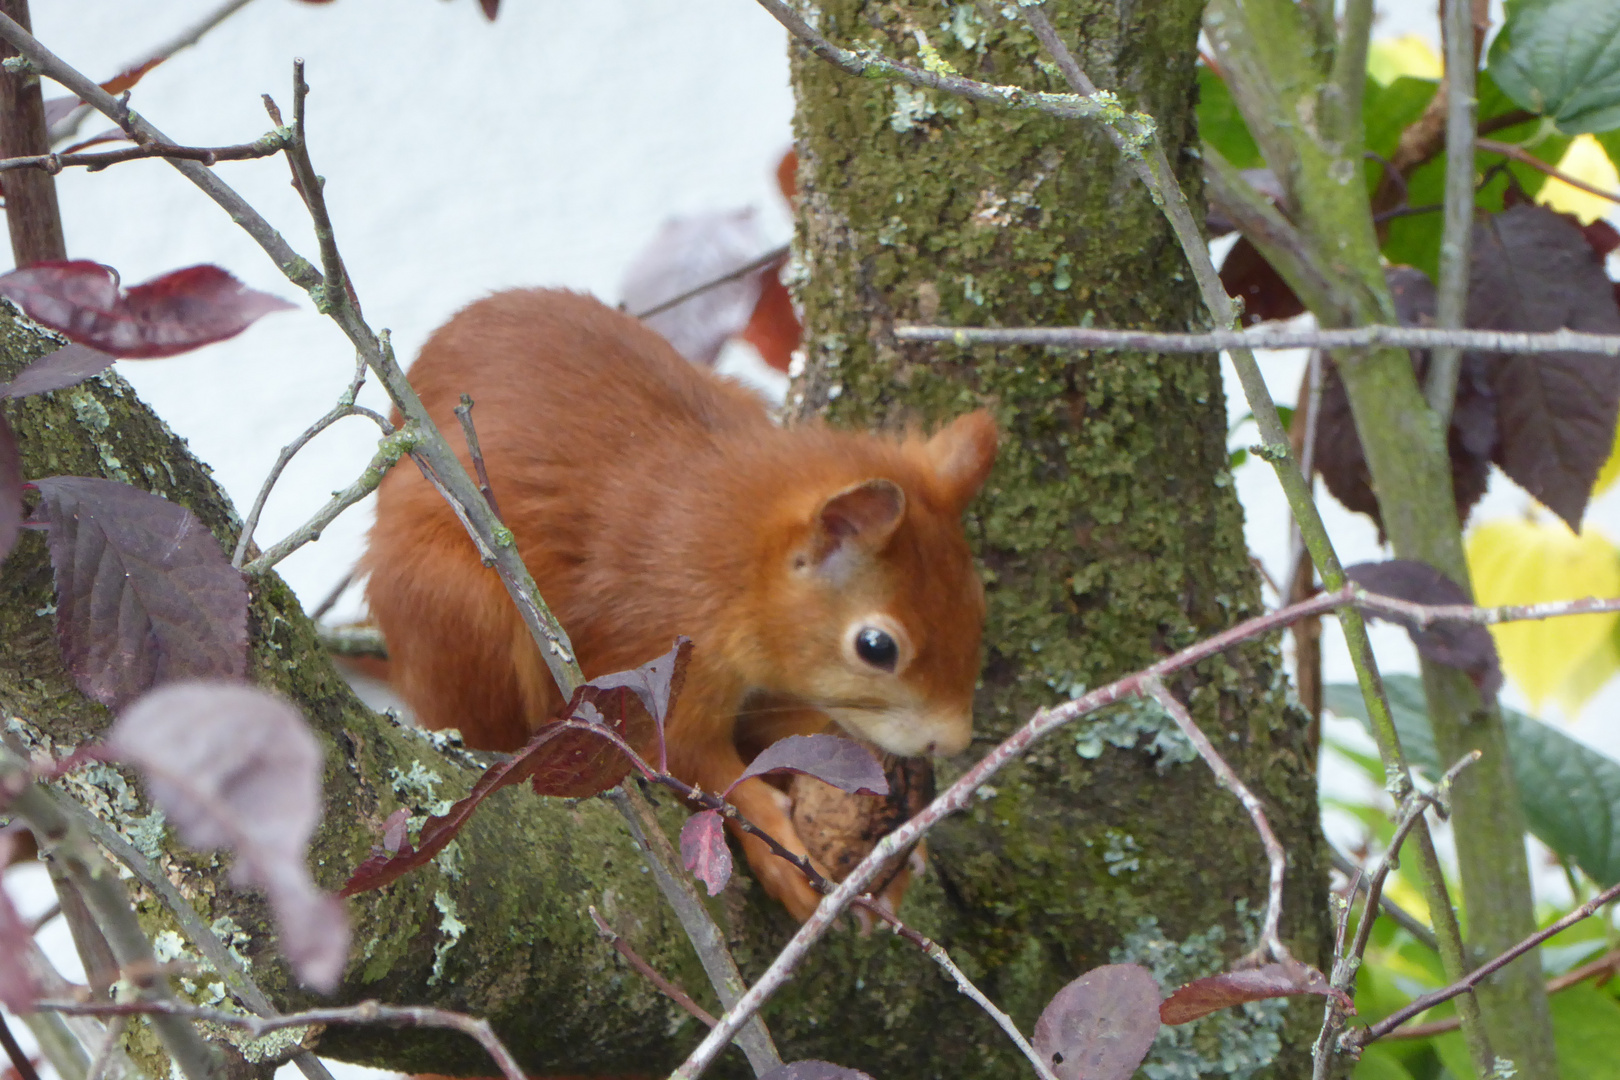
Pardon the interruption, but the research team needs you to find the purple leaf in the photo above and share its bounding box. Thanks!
[0,833,40,1012]
[28,476,248,711]
[1160,962,1348,1025]
[0,416,19,565]
[1033,964,1162,1080]
[680,809,732,896]
[381,807,412,854]
[0,344,117,399]
[1346,559,1503,697]
[732,734,889,797]
[0,261,296,359]
[105,680,349,991]
[43,95,80,131]
[588,637,690,760]
[1469,204,1620,529]
[759,1063,875,1080]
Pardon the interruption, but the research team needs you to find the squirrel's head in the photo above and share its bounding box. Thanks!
[741,409,998,758]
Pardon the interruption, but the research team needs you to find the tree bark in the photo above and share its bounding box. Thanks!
[0,0,67,266]
[786,2,1328,1077]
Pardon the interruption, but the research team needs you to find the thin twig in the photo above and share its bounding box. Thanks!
[309,569,355,622]
[0,1014,43,1080]
[0,137,282,173]
[1476,138,1620,206]
[1142,678,1290,964]
[1385,948,1620,1040]
[33,1000,525,1080]
[603,786,780,1076]
[894,322,1620,356]
[232,353,388,568]
[315,622,387,659]
[631,244,790,321]
[82,1017,127,1080]
[1353,878,1620,1045]
[453,395,501,521]
[588,906,718,1028]
[1427,0,1480,424]
[1328,848,1437,951]
[919,939,1058,1080]
[243,428,416,574]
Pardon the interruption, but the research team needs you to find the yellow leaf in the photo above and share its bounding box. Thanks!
[1535,134,1620,225]
[1466,519,1620,711]
[1368,35,1442,85]
[1593,421,1620,497]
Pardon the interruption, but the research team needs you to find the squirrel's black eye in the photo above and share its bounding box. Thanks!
[854,626,899,671]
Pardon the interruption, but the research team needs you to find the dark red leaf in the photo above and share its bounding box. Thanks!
[680,809,732,896]
[0,417,18,565]
[1220,235,1304,325]
[478,0,499,18]
[381,807,412,854]
[106,680,349,991]
[0,261,296,359]
[43,96,80,132]
[1033,964,1162,1080]
[1160,962,1347,1025]
[587,637,689,761]
[1345,560,1503,696]
[0,833,39,1012]
[740,257,800,373]
[28,475,248,711]
[759,1064,874,1080]
[1314,265,1494,533]
[621,209,771,367]
[0,344,116,399]
[733,734,888,797]
[1468,204,1620,529]
[100,57,163,97]
[58,129,133,156]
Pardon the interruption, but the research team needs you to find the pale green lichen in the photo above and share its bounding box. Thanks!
[1072,697,1197,770]
[389,760,454,816]
[1103,829,1141,875]
[429,889,467,986]
[1113,915,1286,1080]
[889,83,937,132]
[432,838,464,881]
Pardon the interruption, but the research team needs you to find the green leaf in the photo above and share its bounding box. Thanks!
[1197,66,1263,170]
[1324,675,1620,886]
[1355,1044,1418,1080]
[1598,129,1620,173]
[1548,985,1620,1080]
[1366,76,1439,163]
[1487,0,1620,134]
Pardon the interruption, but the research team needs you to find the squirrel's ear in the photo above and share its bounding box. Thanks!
[924,409,998,513]
[811,478,906,563]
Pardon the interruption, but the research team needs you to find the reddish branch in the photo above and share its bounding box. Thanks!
[1387,948,1620,1040]
[588,906,717,1028]
[0,138,284,173]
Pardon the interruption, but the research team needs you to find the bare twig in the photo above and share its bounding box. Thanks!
[608,785,780,1077]
[588,906,718,1029]
[232,352,390,568]
[631,243,789,321]
[122,0,260,77]
[453,395,501,521]
[243,427,416,574]
[33,1000,525,1080]
[894,322,1620,357]
[1353,878,1620,1045]
[0,136,282,173]
[1427,0,1480,425]
[82,1018,127,1080]
[0,1014,43,1080]
[308,569,356,622]
[315,622,387,659]
[1385,948,1620,1040]
[1476,139,1620,205]
[1328,847,1438,951]
[1142,678,1290,964]
[918,939,1058,1080]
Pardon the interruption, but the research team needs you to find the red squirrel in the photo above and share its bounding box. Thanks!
[363,288,997,920]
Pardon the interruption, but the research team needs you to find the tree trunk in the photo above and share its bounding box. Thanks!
[785,2,1329,1076]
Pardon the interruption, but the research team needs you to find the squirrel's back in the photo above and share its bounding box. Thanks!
[365,287,997,772]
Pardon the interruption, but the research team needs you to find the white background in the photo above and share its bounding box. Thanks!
[1,0,1616,1075]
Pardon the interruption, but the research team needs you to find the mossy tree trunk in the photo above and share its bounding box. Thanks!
[785,3,1329,1076]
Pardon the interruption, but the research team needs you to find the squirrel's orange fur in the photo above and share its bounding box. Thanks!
[363,288,997,919]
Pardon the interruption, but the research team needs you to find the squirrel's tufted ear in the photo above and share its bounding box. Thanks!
[811,478,906,564]
[924,409,998,513]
